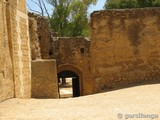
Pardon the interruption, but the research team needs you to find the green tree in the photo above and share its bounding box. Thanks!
[70,0,89,36]
[47,0,97,37]
[48,0,71,36]
[119,0,138,8]
[105,0,160,9]
[105,0,121,9]
[137,0,152,7]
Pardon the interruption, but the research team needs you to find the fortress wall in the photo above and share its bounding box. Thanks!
[52,37,93,95]
[28,15,93,95]
[90,8,160,92]
[28,13,51,59]
[10,0,31,98]
[0,0,31,102]
[29,17,41,60]
[0,0,14,102]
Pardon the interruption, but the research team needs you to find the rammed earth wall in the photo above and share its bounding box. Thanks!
[0,0,31,102]
[90,8,160,92]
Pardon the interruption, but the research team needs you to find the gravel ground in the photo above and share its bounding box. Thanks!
[0,84,160,120]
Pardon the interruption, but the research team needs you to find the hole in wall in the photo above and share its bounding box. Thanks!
[80,48,85,54]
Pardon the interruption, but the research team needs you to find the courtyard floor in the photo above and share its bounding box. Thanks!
[0,83,160,120]
[59,78,73,98]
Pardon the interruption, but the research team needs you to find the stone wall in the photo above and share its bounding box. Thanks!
[0,0,14,102]
[29,16,94,95]
[90,8,160,92]
[0,0,31,102]
[29,17,41,60]
[52,37,93,95]
[28,13,51,59]
[28,7,160,95]
[31,60,59,98]
[10,0,31,99]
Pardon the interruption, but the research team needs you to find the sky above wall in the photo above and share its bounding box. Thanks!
[26,0,106,16]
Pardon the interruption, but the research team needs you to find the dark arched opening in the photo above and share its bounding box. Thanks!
[58,70,80,98]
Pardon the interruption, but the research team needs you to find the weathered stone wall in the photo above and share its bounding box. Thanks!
[10,0,31,98]
[52,37,93,95]
[31,60,59,98]
[28,13,51,59]
[0,0,14,102]
[29,16,93,95]
[29,17,41,60]
[91,8,160,92]
[0,0,31,102]
[28,7,160,95]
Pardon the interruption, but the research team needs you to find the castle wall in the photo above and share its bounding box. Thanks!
[28,13,51,59]
[52,37,93,95]
[90,8,160,92]
[0,0,14,102]
[0,0,31,102]
[10,0,31,98]
[29,14,93,95]
[29,17,41,60]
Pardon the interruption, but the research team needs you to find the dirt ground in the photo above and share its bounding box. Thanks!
[0,83,160,120]
[59,78,73,98]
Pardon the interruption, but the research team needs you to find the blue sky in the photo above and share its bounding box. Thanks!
[88,0,106,13]
[27,0,106,16]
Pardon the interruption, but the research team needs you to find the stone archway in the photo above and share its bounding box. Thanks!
[57,65,83,97]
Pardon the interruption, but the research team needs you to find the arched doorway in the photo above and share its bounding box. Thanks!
[57,65,83,98]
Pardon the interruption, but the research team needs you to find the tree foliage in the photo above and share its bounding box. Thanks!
[47,0,97,37]
[105,0,160,9]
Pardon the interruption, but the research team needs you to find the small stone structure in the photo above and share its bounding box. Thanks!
[52,37,93,95]
[31,60,59,98]
[28,13,61,97]
[28,14,93,96]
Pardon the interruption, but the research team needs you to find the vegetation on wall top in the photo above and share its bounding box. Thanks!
[105,0,160,9]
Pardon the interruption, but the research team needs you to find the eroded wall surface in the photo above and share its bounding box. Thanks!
[31,60,59,98]
[11,0,31,98]
[0,0,14,102]
[0,0,31,102]
[28,13,51,59]
[29,17,41,60]
[29,14,94,95]
[52,37,93,95]
[91,8,160,92]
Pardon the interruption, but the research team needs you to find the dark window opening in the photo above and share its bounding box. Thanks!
[80,48,85,53]
[38,36,41,40]
[49,49,53,56]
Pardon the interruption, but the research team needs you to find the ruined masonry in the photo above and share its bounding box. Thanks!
[90,8,160,91]
[0,0,160,102]
[0,0,31,102]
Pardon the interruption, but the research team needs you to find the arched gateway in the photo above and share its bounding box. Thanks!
[57,65,83,98]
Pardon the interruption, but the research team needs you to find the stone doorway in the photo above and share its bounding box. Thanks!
[57,65,83,98]
[58,70,80,98]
